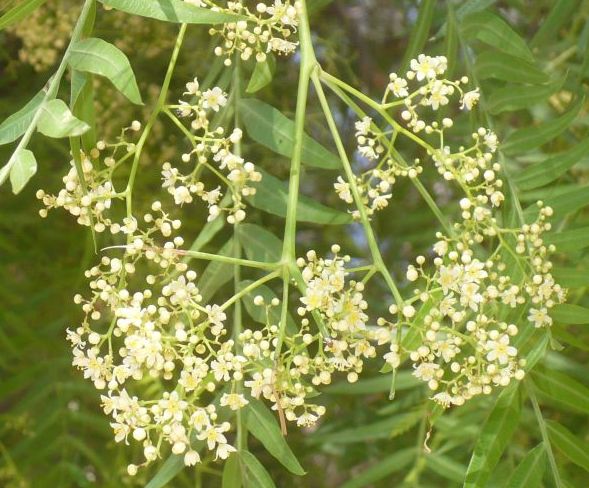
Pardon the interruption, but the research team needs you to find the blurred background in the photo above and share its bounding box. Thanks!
[2,1,589,486]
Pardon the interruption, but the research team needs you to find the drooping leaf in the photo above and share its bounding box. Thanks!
[516,137,589,190]
[68,38,142,105]
[502,100,583,155]
[0,0,47,31]
[248,170,352,225]
[546,420,589,471]
[462,11,534,61]
[245,398,305,475]
[505,444,546,488]
[9,149,37,194]
[246,55,276,94]
[463,383,521,488]
[98,0,243,23]
[531,369,589,415]
[400,0,436,73]
[475,51,548,85]
[240,450,276,488]
[239,99,340,170]
[339,448,415,488]
[0,91,44,145]
[37,99,90,138]
[487,78,564,115]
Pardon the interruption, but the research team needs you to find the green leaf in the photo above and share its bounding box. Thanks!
[475,51,548,85]
[222,454,242,488]
[552,267,589,288]
[240,450,276,488]
[0,0,47,31]
[37,99,90,138]
[516,138,589,190]
[237,224,282,263]
[544,227,589,253]
[426,454,466,483]
[311,409,424,445]
[464,383,521,488]
[434,0,496,38]
[487,79,564,115]
[502,100,583,155]
[505,444,546,488]
[249,169,352,225]
[462,11,534,61]
[144,454,183,488]
[9,149,37,194]
[239,99,340,170]
[339,448,415,488]
[198,238,234,302]
[531,369,589,415]
[546,420,589,471]
[0,91,44,145]
[98,0,243,24]
[71,71,97,153]
[400,0,436,73]
[246,55,276,93]
[530,0,579,48]
[245,398,305,475]
[68,38,142,105]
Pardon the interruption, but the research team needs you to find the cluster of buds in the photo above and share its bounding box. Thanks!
[184,1,299,65]
[36,121,142,232]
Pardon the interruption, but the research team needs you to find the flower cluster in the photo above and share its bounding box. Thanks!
[336,54,481,219]
[332,54,567,407]
[36,121,142,232]
[185,1,299,65]
[164,78,262,224]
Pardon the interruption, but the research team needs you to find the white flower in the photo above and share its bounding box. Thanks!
[485,334,517,364]
[413,362,440,381]
[461,89,480,110]
[220,393,249,410]
[388,75,409,98]
[202,87,227,112]
[528,307,553,328]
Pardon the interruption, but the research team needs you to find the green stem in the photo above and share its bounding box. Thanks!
[275,0,317,360]
[180,250,278,270]
[311,73,404,306]
[125,23,187,240]
[220,270,281,312]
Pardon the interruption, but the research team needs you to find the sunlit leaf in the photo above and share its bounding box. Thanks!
[68,38,142,105]
[0,0,47,31]
[0,91,44,145]
[37,99,90,138]
[98,0,243,23]
[9,149,37,194]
